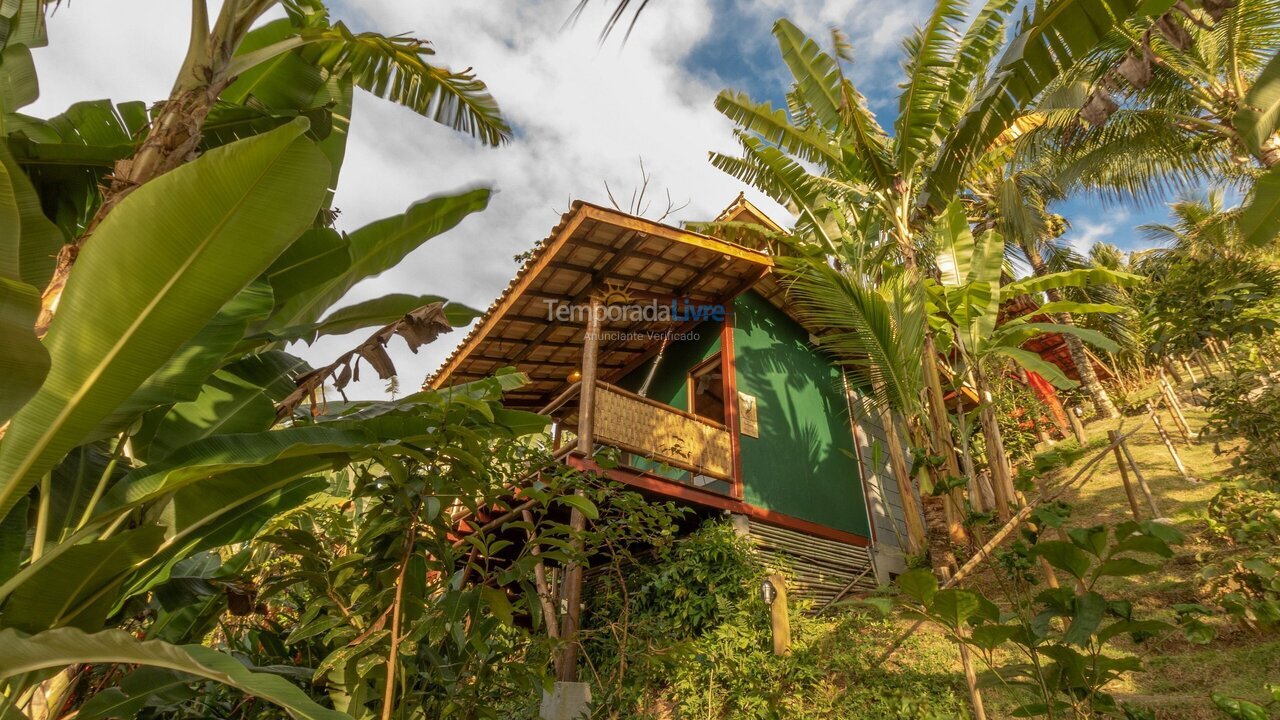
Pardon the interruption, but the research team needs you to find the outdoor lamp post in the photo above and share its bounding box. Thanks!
[760,573,790,655]
[760,578,776,606]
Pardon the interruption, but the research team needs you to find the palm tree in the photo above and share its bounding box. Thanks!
[786,260,931,555]
[710,0,1158,567]
[1020,0,1278,197]
[964,143,1125,418]
[29,0,511,334]
[1136,189,1250,270]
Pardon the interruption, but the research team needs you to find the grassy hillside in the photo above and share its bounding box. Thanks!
[865,378,1280,719]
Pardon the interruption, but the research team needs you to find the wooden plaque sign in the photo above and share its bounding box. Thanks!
[738,392,759,438]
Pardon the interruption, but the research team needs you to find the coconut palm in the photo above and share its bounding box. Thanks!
[1015,0,1280,245]
[1136,189,1250,270]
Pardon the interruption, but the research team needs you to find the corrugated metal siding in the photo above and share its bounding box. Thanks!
[846,393,919,578]
[745,519,877,607]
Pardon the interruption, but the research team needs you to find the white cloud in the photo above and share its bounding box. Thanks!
[27,0,963,402]
[1063,216,1124,257]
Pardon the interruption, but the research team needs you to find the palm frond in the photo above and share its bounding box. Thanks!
[306,25,510,146]
[783,259,925,413]
[713,90,842,168]
[927,0,1148,205]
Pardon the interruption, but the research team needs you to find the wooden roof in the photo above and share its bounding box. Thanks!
[425,201,774,407]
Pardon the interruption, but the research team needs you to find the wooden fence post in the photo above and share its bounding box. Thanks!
[1118,434,1165,519]
[1146,402,1196,484]
[1194,351,1215,379]
[1180,355,1199,384]
[940,566,987,720]
[1109,430,1144,521]
[1067,406,1088,445]
[1162,357,1183,385]
[1158,375,1194,445]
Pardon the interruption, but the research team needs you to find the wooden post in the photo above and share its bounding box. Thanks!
[1180,355,1199,384]
[1067,406,1088,445]
[1194,351,1215,379]
[1162,357,1183,385]
[1146,402,1195,484]
[1038,554,1061,589]
[1109,430,1144,521]
[1206,339,1230,373]
[767,572,792,656]
[1158,375,1194,445]
[1118,437,1164,520]
[554,298,603,683]
[940,566,986,720]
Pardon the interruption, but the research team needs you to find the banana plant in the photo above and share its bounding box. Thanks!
[14,0,510,335]
[712,0,1175,566]
[0,7,518,714]
[927,200,1138,517]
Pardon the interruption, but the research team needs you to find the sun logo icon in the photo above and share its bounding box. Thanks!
[594,281,634,307]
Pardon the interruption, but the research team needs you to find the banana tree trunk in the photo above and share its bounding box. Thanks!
[878,403,927,556]
[892,203,967,562]
[921,335,969,545]
[973,366,1014,520]
[36,0,243,335]
[1024,248,1120,419]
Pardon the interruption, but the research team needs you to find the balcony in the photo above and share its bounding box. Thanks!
[550,381,736,497]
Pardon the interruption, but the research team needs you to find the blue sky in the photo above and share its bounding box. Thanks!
[27,0,1186,396]
[675,0,1178,255]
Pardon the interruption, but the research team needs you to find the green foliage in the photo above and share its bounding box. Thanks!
[0,627,348,720]
[987,371,1053,461]
[582,521,969,719]
[1212,684,1280,720]
[1135,255,1280,355]
[1200,486,1280,634]
[0,4,509,713]
[1201,368,1280,482]
[896,516,1183,718]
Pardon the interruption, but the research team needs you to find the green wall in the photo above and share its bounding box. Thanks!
[613,294,870,539]
[731,292,871,537]
[616,325,721,408]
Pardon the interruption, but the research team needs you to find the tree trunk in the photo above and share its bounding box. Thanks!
[892,199,966,567]
[922,335,969,545]
[921,492,958,574]
[35,2,238,336]
[879,403,927,556]
[973,367,1014,520]
[1024,247,1121,419]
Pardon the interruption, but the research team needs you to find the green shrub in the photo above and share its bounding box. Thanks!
[1202,373,1280,483]
[583,521,969,719]
[1201,487,1280,633]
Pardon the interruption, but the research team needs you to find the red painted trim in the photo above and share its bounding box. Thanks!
[742,504,871,548]
[720,313,744,500]
[567,455,871,548]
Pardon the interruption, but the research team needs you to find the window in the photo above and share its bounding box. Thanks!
[687,353,726,425]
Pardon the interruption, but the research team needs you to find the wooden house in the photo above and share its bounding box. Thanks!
[426,198,917,608]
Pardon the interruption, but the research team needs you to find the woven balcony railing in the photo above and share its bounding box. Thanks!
[592,382,734,483]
